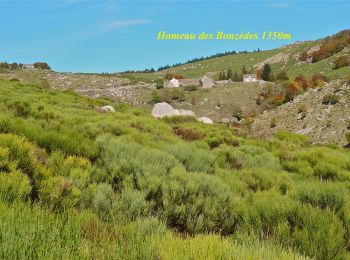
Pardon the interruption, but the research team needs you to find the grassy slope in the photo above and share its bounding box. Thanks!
[0,78,350,259]
[160,49,281,78]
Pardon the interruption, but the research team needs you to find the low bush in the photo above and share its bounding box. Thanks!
[333,55,350,70]
[184,85,198,91]
[173,126,203,141]
[162,167,236,235]
[93,183,114,221]
[166,143,216,174]
[293,181,345,212]
[313,162,341,181]
[322,94,339,105]
[8,101,32,117]
[241,168,291,194]
[0,171,32,202]
[276,70,289,81]
[155,79,164,89]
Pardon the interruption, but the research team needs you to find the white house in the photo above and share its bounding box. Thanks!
[165,77,180,88]
[243,74,257,82]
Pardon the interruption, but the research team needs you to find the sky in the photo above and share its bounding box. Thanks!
[0,0,349,73]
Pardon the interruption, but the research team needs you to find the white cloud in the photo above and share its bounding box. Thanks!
[102,19,151,32]
[269,2,291,8]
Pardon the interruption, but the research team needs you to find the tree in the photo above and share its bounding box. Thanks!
[10,62,19,69]
[232,71,240,82]
[227,69,233,80]
[219,72,223,80]
[242,66,248,75]
[34,62,50,70]
[261,63,273,81]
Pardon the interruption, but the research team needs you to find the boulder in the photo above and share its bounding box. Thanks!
[152,102,176,118]
[97,105,115,113]
[176,109,195,117]
[151,103,195,118]
[197,117,213,124]
[200,75,214,89]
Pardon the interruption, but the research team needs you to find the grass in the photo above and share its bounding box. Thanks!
[0,78,350,259]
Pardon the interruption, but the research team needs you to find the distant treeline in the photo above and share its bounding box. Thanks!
[0,61,50,70]
[157,49,261,71]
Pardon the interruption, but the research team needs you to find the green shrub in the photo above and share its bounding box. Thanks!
[162,167,236,235]
[184,85,198,91]
[322,94,339,105]
[274,131,309,146]
[276,70,289,81]
[155,79,164,89]
[93,183,114,221]
[239,190,348,259]
[333,55,350,70]
[95,136,178,191]
[40,176,81,210]
[8,101,32,117]
[172,126,203,141]
[291,207,346,259]
[170,88,185,101]
[162,115,197,124]
[0,134,42,181]
[232,107,243,121]
[166,143,216,174]
[0,147,10,172]
[114,188,150,221]
[203,128,239,149]
[239,190,299,238]
[151,90,162,103]
[241,168,291,194]
[218,145,282,172]
[281,160,314,176]
[313,162,341,181]
[293,181,345,212]
[0,171,32,202]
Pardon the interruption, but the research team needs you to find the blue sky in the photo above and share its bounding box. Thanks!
[0,0,349,73]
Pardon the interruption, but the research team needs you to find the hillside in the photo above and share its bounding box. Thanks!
[252,81,350,146]
[1,78,350,259]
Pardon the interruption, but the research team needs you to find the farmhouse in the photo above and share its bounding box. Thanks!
[22,64,35,69]
[243,74,257,82]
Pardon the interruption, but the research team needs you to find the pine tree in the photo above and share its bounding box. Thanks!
[227,69,233,80]
[261,63,273,81]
